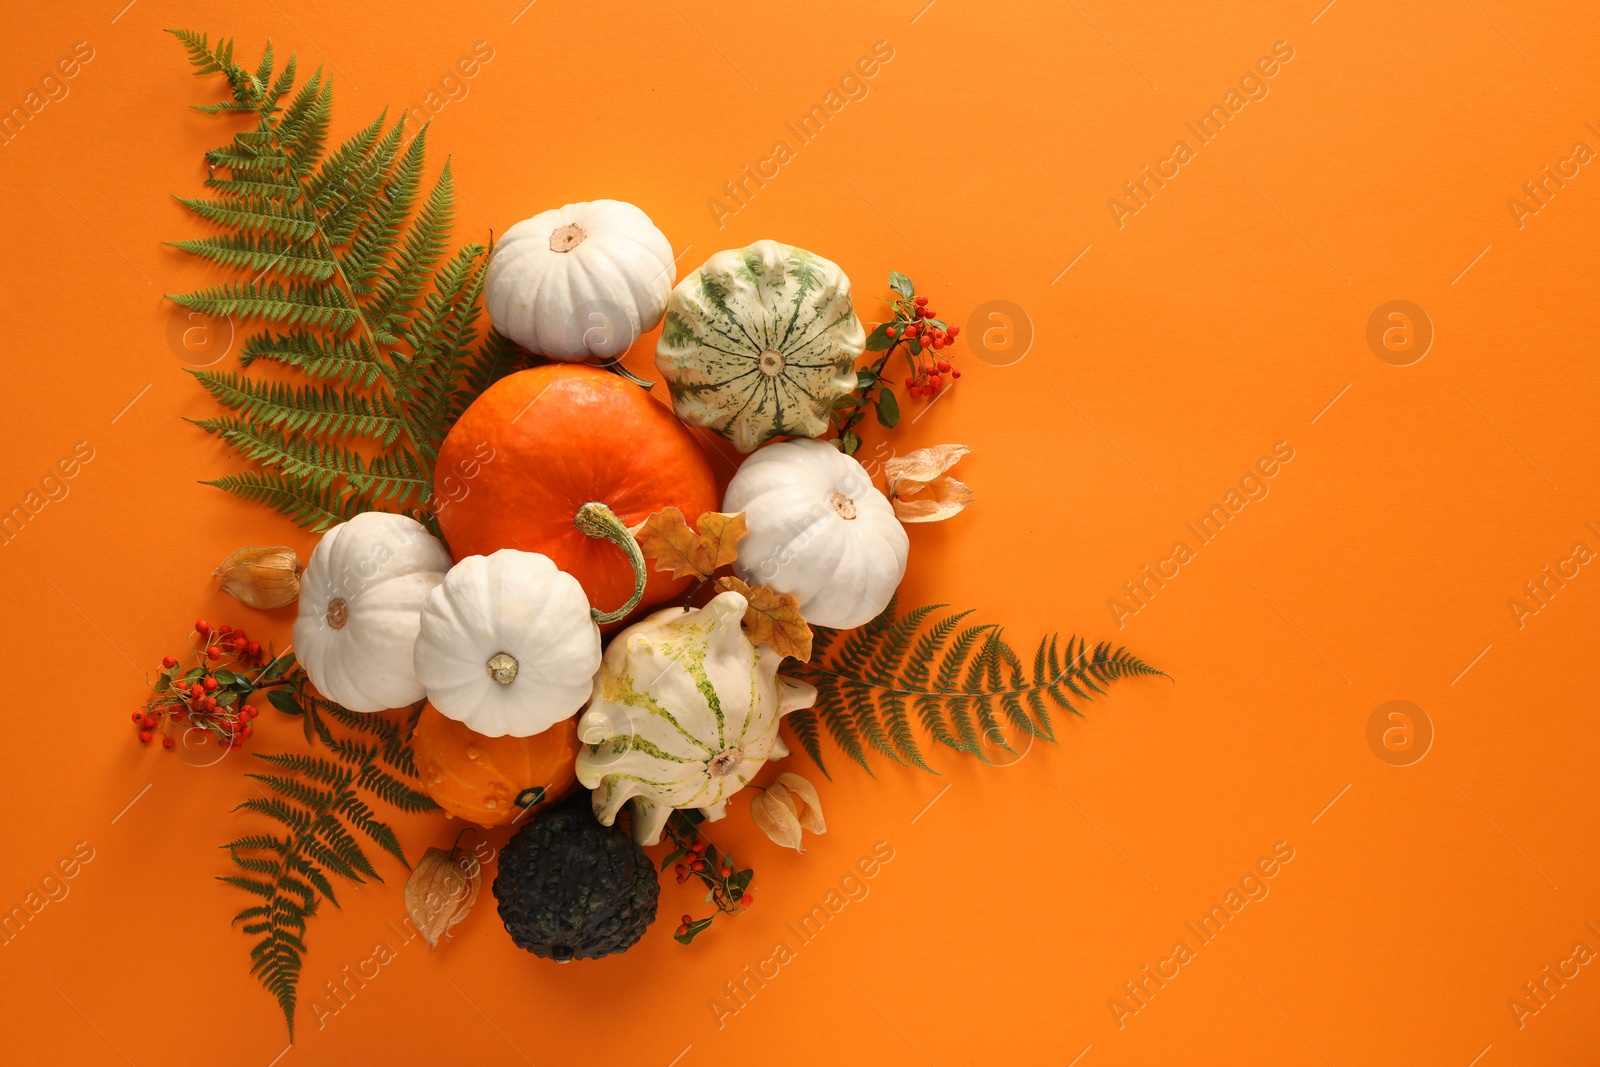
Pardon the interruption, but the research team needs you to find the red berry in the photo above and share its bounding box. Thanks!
[952,369,962,379]
[921,307,934,318]
[202,676,218,692]
[676,924,690,937]
[131,711,143,722]
[914,295,928,306]
[161,656,178,669]
[138,730,153,743]
[246,642,261,657]
[206,647,221,661]
[240,725,253,738]
[195,619,209,635]
[189,683,204,698]
[937,360,951,373]
[740,893,753,907]
[203,697,218,711]
[947,325,961,337]
[162,737,175,750]
[885,326,897,338]
[905,322,920,336]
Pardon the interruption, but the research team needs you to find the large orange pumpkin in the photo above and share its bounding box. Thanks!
[434,365,720,621]
[411,703,581,828]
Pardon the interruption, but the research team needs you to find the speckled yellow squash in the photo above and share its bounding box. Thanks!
[655,240,865,453]
[574,590,818,845]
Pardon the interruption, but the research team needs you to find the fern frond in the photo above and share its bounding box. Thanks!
[170,35,509,535]
[356,762,438,813]
[170,279,357,330]
[203,470,356,531]
[788,602,1164,774]
[194,419,369,490]
[168,231,332,280]
[221,690,430,1040]
[786,709,827,776]
[189,371,403,442]
[238,330,385,386]
[176,193,318,241]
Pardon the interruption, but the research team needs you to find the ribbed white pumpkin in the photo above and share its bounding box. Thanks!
[484,199,674,360]
[412,551,602,738]
[576,590,818,846]
[655,240,865,452]
[723,438,908,629]
[293,512,452,712]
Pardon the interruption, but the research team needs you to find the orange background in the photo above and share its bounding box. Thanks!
[3,1,1599,1064]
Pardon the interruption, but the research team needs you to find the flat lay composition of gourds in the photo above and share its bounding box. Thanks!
[142,32,1164,1038]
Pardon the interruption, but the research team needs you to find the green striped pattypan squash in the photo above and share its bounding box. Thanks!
[575,589,818,845]
[655,240,866,453]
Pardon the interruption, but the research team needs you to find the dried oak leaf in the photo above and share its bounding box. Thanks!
[635,508,749,580]
[884,443,973,523]
[716,576,813,663]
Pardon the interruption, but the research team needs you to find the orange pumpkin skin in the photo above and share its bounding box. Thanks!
[435,365,719,621]
[411,704,581,828]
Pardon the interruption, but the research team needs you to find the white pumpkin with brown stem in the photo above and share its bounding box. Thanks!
[484,199,675,361]
[723,438,908,629]
[293,512,452,712]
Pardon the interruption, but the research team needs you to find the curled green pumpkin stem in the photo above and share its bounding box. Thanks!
[598,360,655,390]
[574,501,649,624]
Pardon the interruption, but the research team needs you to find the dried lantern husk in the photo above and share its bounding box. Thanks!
[214,545,304,608]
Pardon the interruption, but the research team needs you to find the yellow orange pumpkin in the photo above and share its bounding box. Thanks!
[411,703,580,827]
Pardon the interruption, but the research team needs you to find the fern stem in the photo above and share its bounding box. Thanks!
[798,651,1101,700]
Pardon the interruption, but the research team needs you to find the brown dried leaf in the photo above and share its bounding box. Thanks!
[751,784,805,852]
[404,845,480,950]
[885,444,973,523]
[635,508,749,580]
[695,511,749,573]
[716,576,813,662]
[773,772,827,835]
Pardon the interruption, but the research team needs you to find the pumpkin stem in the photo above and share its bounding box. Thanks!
[574,502,649,624]
[599,360,656,390]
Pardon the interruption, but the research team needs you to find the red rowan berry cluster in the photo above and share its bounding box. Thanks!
[831,271,968,455]
[134,619,288,752]
[663,809,755,944]
[886,293,962,398]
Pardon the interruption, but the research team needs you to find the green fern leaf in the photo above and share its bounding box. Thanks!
[170,36,508,534]
[221,687,431,1040]
[789,602,1164,774]
[203,470,356,531]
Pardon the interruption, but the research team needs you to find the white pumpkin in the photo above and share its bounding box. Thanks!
[723,438,908,629]
[293,512,453,712]
[412,550,603,738]
[484,199,675,361]
[576,590,818,845]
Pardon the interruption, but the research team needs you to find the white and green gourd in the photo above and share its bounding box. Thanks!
[575,589,818,845]
[655,240,866,453]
